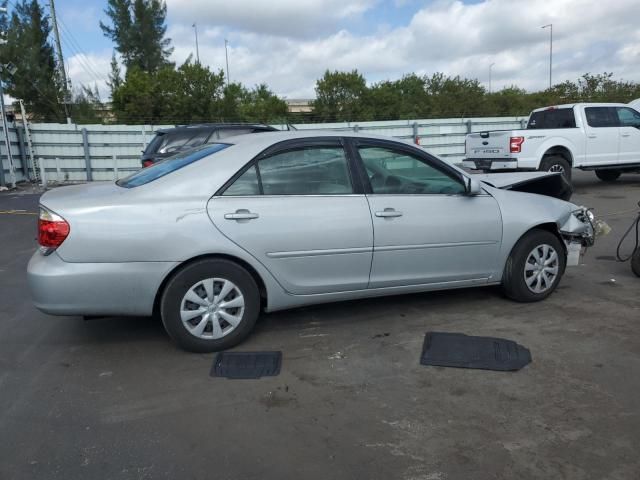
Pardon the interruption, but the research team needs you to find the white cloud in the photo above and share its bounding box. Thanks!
[66,51,113,100]
[69,0,640,102]
[166,0,375,38]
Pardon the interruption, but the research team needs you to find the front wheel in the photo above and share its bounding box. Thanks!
[160,259,261,353]
[540,155,572,182]
[502,230,566,302]
[595,170,621,182]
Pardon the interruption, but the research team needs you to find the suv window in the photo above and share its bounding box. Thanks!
[616,107,640,128]
[358,146,465,195]
[222,145,353,196]
[216,128,254,140]
[118,144,230,188]
[528,108,576,129]
[585,107,618,128]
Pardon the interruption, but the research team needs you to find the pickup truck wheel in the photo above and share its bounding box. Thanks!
[631,249,640,278]
[595,170,621,182]
[540,156,572,182]
[502,229,566,302]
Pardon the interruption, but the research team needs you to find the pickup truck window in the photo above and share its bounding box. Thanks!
[528,108,576,129]
[616,107,640,128]
[585,107,618,128]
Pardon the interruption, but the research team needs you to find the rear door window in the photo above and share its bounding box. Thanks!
[527,108,576,129]
[585,107,618,128]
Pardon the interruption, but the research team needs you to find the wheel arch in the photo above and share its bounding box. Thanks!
[542,145,574,166]
[153,253,269,317]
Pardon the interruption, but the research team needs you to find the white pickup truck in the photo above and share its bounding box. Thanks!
[463,102,640,182]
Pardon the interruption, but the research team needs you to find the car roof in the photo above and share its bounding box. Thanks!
[155,123,275,134]
[532,102,630,112]
[219,129,416,148]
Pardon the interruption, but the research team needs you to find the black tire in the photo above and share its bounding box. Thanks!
[540,155,572,182]
[595,170,621,182]
[631,249,640,278]
[502,229,566,302]
[160,258,260,353]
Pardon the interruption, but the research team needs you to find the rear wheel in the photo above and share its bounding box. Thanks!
[502,230,566,302]
[540,155,572,182]
[160,259,260,353]
[595,170,621,182]
[631,249,640,278]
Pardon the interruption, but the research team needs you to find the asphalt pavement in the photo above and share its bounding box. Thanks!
[1,171,639,480]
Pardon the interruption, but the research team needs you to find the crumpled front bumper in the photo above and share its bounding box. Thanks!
[560,207,595,247]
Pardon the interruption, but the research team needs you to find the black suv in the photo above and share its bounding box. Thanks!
[141,123,278,167]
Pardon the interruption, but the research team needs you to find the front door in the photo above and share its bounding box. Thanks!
[208,140,373,295]
[352,141,502,288]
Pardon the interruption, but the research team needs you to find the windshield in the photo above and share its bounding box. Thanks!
[118,143,231,188]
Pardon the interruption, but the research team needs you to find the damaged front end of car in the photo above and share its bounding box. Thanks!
[559,206,597,266]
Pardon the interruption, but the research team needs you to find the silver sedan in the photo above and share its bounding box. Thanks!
[28,132,594,352]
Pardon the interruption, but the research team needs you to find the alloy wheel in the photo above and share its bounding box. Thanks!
[524,244,559,294]
[179,278,245,339]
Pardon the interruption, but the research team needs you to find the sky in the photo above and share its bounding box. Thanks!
[54,0,640,101]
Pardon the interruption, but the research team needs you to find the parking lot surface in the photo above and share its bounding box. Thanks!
[1,171,639,480]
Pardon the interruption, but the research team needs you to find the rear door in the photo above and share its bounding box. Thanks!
[352,139,502,288]
[583,107,620,165]
[207,138,373,295]
[615,107,640,164]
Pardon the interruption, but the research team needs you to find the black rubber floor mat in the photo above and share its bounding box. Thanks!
[211,351,282,379]
[420,332,531,371]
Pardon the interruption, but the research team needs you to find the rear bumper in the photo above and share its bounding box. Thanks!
[27,251,179,317]
[463,158,519,171]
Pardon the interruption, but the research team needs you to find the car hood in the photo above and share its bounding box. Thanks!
[475,171,572,201]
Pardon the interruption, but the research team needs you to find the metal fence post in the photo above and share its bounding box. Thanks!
[113,154,118,180]
[412,122,419,145]
[55,157,61,182]
[0,143,5,187]
[81,128,93,181]
[466,120,473,134]
[16,127,29,179]
[354,124,359,133]
[39,158,47,189]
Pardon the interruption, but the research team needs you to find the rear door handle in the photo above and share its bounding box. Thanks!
[375,208,403,218]
[224,209,259,220]
[588,134,597,139]
[621,133,631,137]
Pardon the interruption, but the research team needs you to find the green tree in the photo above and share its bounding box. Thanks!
[70,85,104,124]
[2,0,65,121]
[101,0,173,73]
[107,51,123,93]
[239,84,288,123]
[312,70,370,122]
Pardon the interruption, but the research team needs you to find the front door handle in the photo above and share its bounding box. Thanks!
[588,134,597,139]
[375,208,403,218]
[224,209,259,220]
[621,133,631,137]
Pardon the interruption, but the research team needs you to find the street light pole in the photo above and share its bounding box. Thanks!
[0,71,17,188]
[224,39,230,85]
[192,23,200,64]
[541,24,553,89]
[489,62,495,94]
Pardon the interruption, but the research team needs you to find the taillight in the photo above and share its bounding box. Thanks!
[510,136,525,153]
[38,207,70,250]
[142,160,154,168]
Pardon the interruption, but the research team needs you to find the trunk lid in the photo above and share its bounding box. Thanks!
[39,182,127,214]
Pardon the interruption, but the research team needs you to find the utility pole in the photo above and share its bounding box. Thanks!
[224,39,230,85]
[0,64,17,188]
[489,62,495,94]
[541,24,553,89]
[192,23,200,64]
[49,0,71,123]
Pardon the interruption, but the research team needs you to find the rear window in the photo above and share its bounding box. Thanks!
[117,143,230,188]
[527,108,576,129]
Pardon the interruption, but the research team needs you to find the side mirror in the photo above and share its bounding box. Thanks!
[465,177,482,196]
